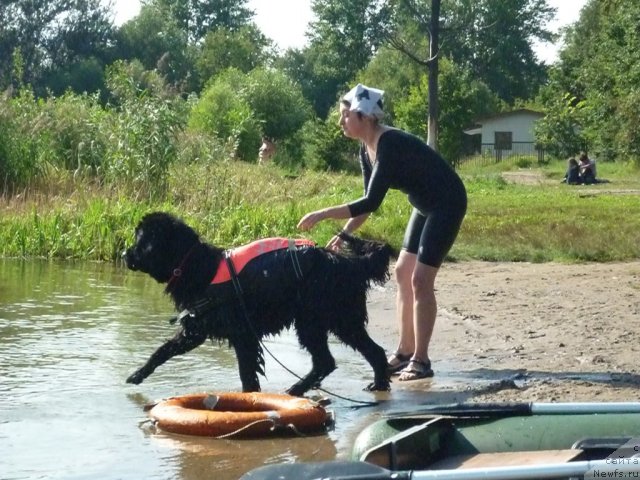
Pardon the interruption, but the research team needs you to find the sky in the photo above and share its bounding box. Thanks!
[112,0,587,64]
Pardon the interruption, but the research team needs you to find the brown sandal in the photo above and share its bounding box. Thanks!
[398,358,434,381]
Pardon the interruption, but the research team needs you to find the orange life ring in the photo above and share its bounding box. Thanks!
[148,392,329,437]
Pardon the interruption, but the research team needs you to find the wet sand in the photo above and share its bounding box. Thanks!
[367,260,640,403]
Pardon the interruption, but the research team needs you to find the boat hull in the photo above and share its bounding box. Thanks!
[353,412,640,469]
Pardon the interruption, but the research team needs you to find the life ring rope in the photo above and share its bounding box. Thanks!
[213,418,313,439]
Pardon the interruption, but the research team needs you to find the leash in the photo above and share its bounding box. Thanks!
[223,248,380,408]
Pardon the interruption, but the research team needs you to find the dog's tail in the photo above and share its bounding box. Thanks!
[338,232,397,285]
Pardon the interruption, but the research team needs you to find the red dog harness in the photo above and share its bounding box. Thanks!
[176,237,315,323]
[211,238,315,284]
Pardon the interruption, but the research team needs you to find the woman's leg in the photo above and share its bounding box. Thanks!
[393,250,417,357]
[398,202,466,381]
[410,261,439,363]
[388,209,426,369]
[397,261,439,381]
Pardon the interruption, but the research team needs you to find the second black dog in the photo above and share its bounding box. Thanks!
[123,212,394,396]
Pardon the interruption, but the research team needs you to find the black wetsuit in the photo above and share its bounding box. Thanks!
[347,129,467,267]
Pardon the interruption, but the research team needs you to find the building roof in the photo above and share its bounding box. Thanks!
[475,109,544,123]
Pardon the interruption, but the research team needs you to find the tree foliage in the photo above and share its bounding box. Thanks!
[0,0,115,95]
[151,0,253,44]
[389,0,555,105]
[188,67,311,162]
[115,4,193,90]
[280,0,392,118]
[196,25,270,87]
[393,59,501,162]
[539,0,640,164]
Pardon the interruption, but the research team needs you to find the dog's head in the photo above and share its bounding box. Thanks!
[123,212,200,284]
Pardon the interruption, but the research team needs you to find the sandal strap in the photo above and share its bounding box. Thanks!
[390,351,412,362]
[408,358,431,369]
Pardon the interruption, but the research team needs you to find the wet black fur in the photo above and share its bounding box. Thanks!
[123,211,395,396]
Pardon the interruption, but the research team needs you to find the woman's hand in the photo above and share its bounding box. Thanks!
[326,234,344,251]
[297,210,325,231]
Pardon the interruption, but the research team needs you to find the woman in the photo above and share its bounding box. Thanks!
[297,84,467,381]
[578,152,596,184]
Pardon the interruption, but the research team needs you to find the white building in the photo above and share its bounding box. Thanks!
[464,109,545,158]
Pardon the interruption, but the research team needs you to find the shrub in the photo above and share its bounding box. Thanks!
[188,69,261,162]
[300,109,359,172]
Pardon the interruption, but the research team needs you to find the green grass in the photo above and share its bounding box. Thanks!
[1,159,639,262]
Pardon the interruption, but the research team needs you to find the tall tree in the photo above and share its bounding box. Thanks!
[152,0,253,44]
[439,0,555,103]
[385,0,443,148]
[0,0,115,94]
[385,0,554,150]
[540,0,640,164]
[115,4,193,90]
[280,0,392,118]
[196,25,270,87]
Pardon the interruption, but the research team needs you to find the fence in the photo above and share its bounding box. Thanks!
[455,142,546,169]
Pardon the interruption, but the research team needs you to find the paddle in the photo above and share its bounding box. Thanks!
[383,401,640,418]
[240,459,638,480]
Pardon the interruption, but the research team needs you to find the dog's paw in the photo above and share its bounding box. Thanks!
[364,381,391,392]
[126,371,146,385]
[285,385,307,397]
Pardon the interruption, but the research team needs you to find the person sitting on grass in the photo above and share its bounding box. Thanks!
[578,152,596,184]
[563,157,581,185]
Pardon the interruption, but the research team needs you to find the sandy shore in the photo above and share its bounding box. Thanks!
[367,260,640,403]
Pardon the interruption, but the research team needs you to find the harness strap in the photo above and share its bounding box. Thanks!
[288,239,304,281]
[225,250,245,302]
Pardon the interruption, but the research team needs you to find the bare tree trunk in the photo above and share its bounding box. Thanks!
[427,0,440,150]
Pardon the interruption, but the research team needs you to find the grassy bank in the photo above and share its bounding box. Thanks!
[1,159,640,262]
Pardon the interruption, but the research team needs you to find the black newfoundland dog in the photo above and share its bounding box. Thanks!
[123,211,395,396]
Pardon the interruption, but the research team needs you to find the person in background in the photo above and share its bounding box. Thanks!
[258,137,276,165]
[297,84,467,381]
[563,157,580,185]
[578,152,596,184]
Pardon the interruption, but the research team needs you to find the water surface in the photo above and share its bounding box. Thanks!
[0,259,463,480]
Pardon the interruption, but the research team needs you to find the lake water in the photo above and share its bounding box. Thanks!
[0,259,470,480]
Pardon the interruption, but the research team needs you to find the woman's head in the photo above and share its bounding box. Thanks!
[342,84,384,119]
[338,84,384,139]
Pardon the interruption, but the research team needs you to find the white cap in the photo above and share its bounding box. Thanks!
[342,83,385,120]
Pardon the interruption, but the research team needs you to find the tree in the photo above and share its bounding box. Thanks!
[385,0,554,150]
[115,4,193,90]
[0,0,115,95]
[196,25,269,87]
[385,0,442,148]
[540,0,640,164]
[242,68,313,141]
[438,0,555,104]
[188,67,312,162]
[279,0,392,119]
[151,0,253,44]
[393,58,500,161]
